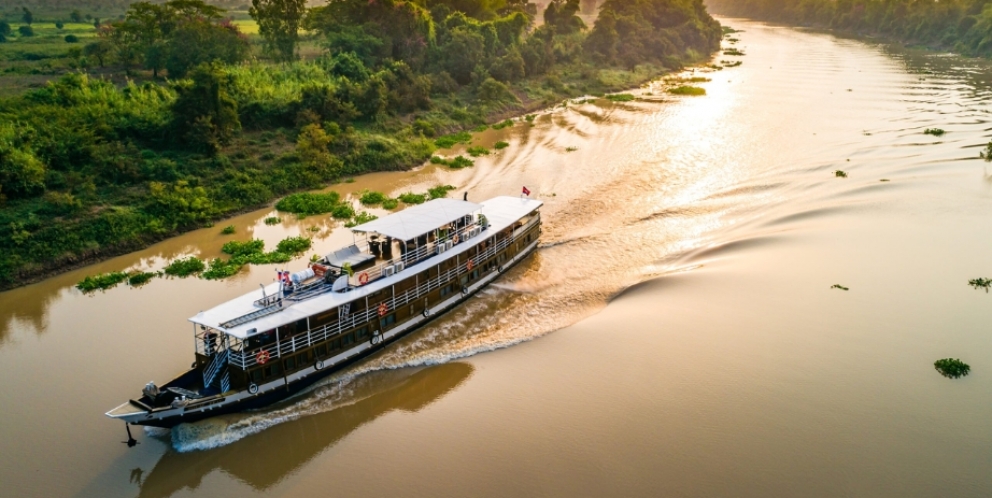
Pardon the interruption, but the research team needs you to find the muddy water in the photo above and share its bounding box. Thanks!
[4,18,992,497]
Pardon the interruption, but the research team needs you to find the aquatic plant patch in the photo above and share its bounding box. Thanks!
[467,146,490,157]
[221,225,236,234]
[968,277,991,292]
[264,217,282,225]
[346,211,378,228]
[924,128,945,136]
[275,236,312,255]
[830,284,849,290]
[606,93,636,102]
[359,190,388,206]
[835,170,848,178]
[76,271,129,293]
[723,48,746,56]
[495,141,510,150]
[434,132,473,149]
[668,86,706,96]
[398,192,427,204]
[934,358,970,379]
[492,119,514,130]
[163,257,206,277]
[127,272,156,287]
[382,198,399,210]
[276,192,351,218]
[428,185,457,199]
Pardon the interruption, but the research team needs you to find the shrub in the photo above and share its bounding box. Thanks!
[359,190,387,206]
[64,34,79,43]
[934,358,970,379]
[18,26,34,37]
[76,271,129,292]
[276,192,346,215]
[164,257,206,277]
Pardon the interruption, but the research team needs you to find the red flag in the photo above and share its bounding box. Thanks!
[522,186,531,196]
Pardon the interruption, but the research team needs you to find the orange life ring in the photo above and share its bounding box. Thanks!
[452,234,460,244]
[467,259,474,271]
[256,350,271,365]
[378,302,388,317]
[358,272,369,285]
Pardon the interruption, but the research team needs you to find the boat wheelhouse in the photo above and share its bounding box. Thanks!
[106,195,543,428]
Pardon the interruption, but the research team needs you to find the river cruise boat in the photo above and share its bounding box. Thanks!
[106,195,542,429]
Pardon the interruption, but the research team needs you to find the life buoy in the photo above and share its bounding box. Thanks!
[371,332,383,345]
[248,383,259,395]
[358,272,370,285]
[378,302,388,317]
[256,350,270,365]
[497,265,503,273]
[467,259,474,271]
[422,309,430,317]
[452,234,460,244]
[315,359,325,370]
[462,286,469,295]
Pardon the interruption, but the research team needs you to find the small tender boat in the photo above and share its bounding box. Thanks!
[106,195,542,429]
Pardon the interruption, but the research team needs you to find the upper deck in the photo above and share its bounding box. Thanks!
[190,196,543,339]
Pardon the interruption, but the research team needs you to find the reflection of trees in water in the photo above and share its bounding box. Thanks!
[137,362,474,498]
[0,285,62,345]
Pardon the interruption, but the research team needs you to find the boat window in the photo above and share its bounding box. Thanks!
[329,338,341,352]
[441,284,453,297]
[460,276,468,286]
[342,333,354,347]
[264,363,282,378]
[316,345,327,357]
[251,369,263,383]
[471,270,479,280]
[355,327,369,340]
[380,314,395,329]
[284,356,296,371]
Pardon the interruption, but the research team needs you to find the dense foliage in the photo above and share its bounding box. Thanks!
[707,0,992,57]
[934,358,970,379]
[0,0,722,289]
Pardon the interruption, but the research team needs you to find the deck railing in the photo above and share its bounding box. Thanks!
[228,217,540,370]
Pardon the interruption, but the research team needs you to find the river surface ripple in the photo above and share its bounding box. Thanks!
[2,18,992,497]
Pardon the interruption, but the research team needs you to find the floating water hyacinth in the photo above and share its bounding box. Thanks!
[934,358,970,379]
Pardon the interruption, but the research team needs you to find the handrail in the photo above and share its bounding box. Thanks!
[228,216,540,370]
[203,349,229,387]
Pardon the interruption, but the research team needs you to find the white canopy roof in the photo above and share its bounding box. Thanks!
[351,198,482,240]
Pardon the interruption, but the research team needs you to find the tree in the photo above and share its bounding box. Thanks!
[296,124,340,178]
[0,124,46,200]
[83,39,113,67]
[544,0,585,34]
[0,21,10,43]
[250,0,307,61]
[441,27,486,84]
[22,7,33,26]
[18,26,34,37]
[70,10,83,23]
[171,63,241,153]
[164,19,250,77]
[55,21,65,30]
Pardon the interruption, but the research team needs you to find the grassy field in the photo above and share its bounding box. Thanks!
[0,13,260,95]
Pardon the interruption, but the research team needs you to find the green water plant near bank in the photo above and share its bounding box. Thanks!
[0,0,723,291]
[668,85,706,96]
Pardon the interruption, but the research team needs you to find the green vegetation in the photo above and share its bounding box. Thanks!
[382,198,399,210]
[924,128,946,137]
[398,192,427,204]
[359,190,387,206]
[435,132,473,149]
[606,93,636,102]
[830,284,849,291]
[723,48,745,56]
[981,142,992,161]
[668,85,706,96]
[709,0,992,58]
[0,0,723,290]
[495,141,510,150]
[835,170,848,178]
[76,271,129,292]
[127,271,156,286]
[276,235,311,254]
[431,155,475,168]
[221,225,236,235]
[492,119,514,130]
[345,211,377,228]
[428,184,457,199]
[163,256,205,277]
[466,146,491,157]
[565,146,579,152]
[968,277,991,292]
[276,192,353,218]
[264,216,281,225]
[934,358,970,379]
[721,60,743,67]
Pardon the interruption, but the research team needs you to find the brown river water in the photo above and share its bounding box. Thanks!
[3,18,992,497]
